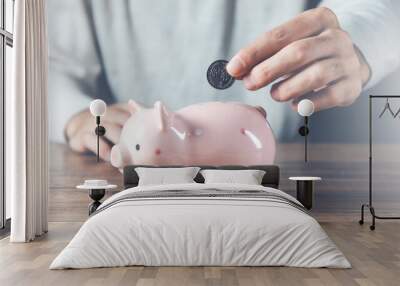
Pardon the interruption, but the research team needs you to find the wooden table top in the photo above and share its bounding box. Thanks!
[49,143,400,222]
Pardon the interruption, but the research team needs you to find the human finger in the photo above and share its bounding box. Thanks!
[226,7,339,77]
[242,29,351,90]
[270,57,353,102]
[291,78,361,112]
[103,107,130,126]
[101,122,122,144]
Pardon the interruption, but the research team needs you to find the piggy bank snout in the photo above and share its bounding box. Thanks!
[110,144,132,168]
[110,145,122,168]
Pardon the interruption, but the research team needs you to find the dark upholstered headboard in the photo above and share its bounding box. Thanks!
[123,165,280,189]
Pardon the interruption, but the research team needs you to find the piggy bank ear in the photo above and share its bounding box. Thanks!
[154,101,170,131]
[128,100,144,115]
[255,105,267,118]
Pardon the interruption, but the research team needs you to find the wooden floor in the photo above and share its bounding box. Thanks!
[1,221,400,286]
[1,143,400,286]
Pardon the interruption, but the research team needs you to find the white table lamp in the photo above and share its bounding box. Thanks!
[90,99,107,162]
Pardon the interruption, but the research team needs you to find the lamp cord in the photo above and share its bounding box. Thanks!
[96,116,100,162]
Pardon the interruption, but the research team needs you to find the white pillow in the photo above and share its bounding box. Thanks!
[200,169,266,185]
[135,167,200,186]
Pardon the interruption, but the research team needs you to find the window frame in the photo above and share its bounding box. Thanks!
[0,0,13,233]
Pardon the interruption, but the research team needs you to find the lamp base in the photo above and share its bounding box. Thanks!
[88,189,105,215]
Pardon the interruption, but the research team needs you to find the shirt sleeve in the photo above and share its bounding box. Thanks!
[320,0,400,90]
[48,0,108,142]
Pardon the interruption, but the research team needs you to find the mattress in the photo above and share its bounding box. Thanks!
[50,183,350,269]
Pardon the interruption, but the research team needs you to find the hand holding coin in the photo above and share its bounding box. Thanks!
[225,7,371,112]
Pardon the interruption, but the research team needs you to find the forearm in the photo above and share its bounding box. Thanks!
[321,0,400,89]
[48,71,93,143]
[48,0,106,142]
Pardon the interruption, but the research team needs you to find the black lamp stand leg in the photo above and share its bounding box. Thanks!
[96,116,100,162]
[298,116,310,163]
[304,116,309,162]
[97,133,99,162]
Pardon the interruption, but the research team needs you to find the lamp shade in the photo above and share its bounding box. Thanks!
[90,99,107,117]
[297,99,314,117]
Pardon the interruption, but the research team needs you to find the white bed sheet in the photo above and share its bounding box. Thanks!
[50,183,350,269]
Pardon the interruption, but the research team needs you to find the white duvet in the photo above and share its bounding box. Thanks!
[50,183,350,269]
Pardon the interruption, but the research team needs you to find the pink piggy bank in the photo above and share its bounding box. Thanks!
[110,100,276,168]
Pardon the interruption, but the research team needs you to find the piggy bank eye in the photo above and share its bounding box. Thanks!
[135,144,140,151]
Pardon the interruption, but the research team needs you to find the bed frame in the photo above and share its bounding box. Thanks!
[123,165,280,189]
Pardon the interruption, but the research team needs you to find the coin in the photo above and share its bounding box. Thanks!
[207,59,235,90]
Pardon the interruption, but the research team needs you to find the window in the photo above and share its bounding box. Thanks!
[0,0,14,233]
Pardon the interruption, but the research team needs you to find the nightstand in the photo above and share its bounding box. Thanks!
[289,177,321,210]
[77,180,117,215]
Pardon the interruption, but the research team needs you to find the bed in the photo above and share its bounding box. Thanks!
[50,165,350,269]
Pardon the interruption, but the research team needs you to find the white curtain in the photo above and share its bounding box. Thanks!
[8,0,49,242]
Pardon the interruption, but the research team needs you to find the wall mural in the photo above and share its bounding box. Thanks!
[47,0,400,167]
